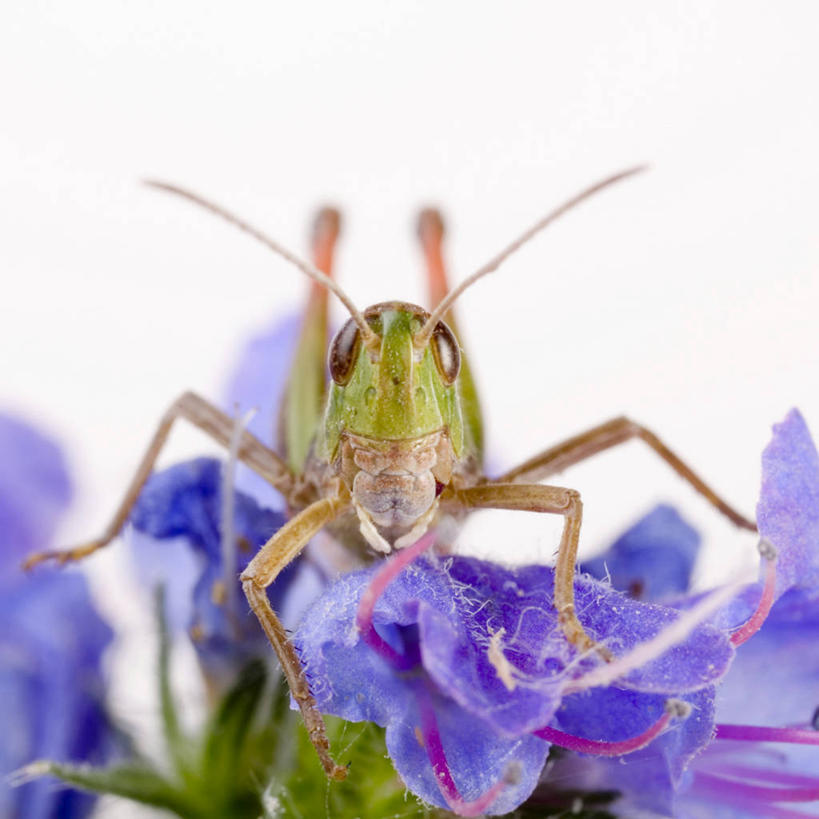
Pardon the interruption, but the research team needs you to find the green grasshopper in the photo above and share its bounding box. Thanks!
[26,168,755,780]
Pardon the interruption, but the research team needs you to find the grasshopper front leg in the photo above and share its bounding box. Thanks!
[241,491,351,781]
[448,482,611,660]
[24,391,294,569]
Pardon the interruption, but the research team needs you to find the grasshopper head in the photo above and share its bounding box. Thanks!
[317,301,464,461]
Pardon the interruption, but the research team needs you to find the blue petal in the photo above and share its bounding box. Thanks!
[129,457,305,676]
[0,414,72,581]
[385,684,548,815]
[0,413,112,818]
[714,587,819,733]
[221,313,302,507]
[294,568,548,813]
[757,408,819,599]
[294,551,734,813]
[582,504,700,602]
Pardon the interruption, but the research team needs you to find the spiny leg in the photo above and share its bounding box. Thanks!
[417,208,485,457]
[496,415,755,530]
[447,482,610,659]
[24,391,294,569]
[241,492,350,781]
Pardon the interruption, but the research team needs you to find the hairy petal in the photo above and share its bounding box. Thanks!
[295,550,734,813]
[757,408,819,599]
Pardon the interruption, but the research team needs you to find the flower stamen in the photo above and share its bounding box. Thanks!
[413,679,510,816]
[693,771,819,804]
[730,539,778,647]
[355,531,436,670]
[715,723,819,746]
[534,698,690,756]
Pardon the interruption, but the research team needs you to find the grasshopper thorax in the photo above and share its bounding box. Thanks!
[315,302,468,553]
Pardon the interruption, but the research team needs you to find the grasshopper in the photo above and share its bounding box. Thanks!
[25,168,755,780]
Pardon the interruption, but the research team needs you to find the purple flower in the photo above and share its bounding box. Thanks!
[128,312,325,686]
[294,527,735,814]
[129,456,295,683]
[0,413,112,819]
[566,409,819,817]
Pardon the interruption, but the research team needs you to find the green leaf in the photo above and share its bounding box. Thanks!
[199,657,270,799]
[20,760,203,816]
[155,586,189,774]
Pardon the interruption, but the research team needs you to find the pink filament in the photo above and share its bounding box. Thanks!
[414,679,507,816]
[694,771,819,803]
[355,531,436,669]
[716,723,819,746]
[709,763,819,789]
[730,557,777,646]
[534,710,671,756]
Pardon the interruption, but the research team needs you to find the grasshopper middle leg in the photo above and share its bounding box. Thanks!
[24,391,294,569]
[241,492,350,781]
[449,482,611,659]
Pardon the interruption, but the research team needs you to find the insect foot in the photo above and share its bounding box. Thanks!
[557,603,614,662]
[22,538,106,570]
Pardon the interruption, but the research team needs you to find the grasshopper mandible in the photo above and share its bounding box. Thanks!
[25,168,755,780]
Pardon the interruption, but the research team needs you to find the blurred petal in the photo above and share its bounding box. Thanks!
[129,457,316,681]
[0,413,112,819]
[0,414,72,581]
[221,312,302,506]
[582,504,700,602]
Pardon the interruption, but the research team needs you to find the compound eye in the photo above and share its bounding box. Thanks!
[430,320,460,385]
[328,317,361,386]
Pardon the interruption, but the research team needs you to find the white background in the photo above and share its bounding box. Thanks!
[2,3,818,813]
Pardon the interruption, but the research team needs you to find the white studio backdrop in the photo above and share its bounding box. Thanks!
[2,4,818,812]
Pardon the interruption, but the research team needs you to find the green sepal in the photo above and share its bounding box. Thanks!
[269,715,443,819]
[198,658,271,803]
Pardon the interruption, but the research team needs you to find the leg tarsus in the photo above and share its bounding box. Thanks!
[23,538,107,570]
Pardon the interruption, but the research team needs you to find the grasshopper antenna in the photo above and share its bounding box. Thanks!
[415,165,648,347]
[144,179,379,349]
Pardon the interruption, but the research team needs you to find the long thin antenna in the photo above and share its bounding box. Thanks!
[143,180,378,348]
[415,165,648,346]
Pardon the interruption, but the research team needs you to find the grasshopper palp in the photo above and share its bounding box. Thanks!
[25,168,755,779]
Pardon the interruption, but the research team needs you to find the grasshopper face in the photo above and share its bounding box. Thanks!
[315,302,469,552]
